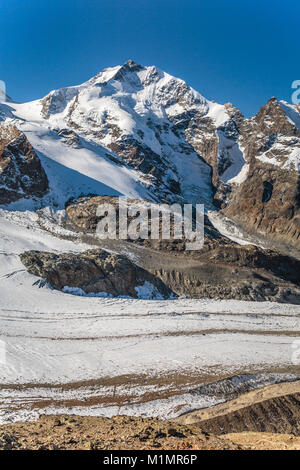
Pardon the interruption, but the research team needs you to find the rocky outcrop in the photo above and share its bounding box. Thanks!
[0,414,246,450]
[155,264,300,303]
[65,195,300,270]
[185,103,244,193]
[0,124,48,204]
[2,409,300,450]
[200,243,300,285]
[61,195,300,303]
[64,195,228,253]
[224,98,300,250]
[20,249,174,299]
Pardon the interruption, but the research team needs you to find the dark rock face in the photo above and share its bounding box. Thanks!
[186,103,244,191]
[20,249,174,299]
[154,242,300,303]
[226,163,299,249]
[224,99,300,250]
[200,243,300,286]
[0,124,48,204]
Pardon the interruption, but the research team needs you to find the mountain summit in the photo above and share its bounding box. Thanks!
[0,61,299,250]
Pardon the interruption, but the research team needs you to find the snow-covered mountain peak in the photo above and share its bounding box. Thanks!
[11,62,226,204]
[2,62,229,206]
[87,60,145,87]
[0,61,299,251]
[38,60,211,125]
[3,61,257,208]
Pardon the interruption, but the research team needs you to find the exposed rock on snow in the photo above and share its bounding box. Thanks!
[19,248,174,299]
[0,123,48,204]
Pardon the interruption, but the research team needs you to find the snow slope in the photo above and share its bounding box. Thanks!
[0,208,299,422]
[1,118,154,211]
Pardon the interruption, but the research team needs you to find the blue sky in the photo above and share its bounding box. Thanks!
[0,0,299,116]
